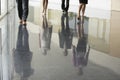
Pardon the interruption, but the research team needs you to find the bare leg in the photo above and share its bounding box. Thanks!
[82,4,86,17]
[44,0,48,14]
[81,4,86,23]
[42,0,45,13]
[77,3,83,19]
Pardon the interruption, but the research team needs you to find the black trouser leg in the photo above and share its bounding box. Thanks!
[65,0,69,12]
[61,0,65,11]
[22,0,29,21]
[16,0,23,20]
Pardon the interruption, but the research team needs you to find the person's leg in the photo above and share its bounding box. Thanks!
[77,3,83,19]
[42,0,45,13]
[22,0,29,25]
[44,0,48,14]
[65,0,69,12]
[82,4,86,16]
[61,0,65,11]
[81,4,86,23]
[16,0,23,23]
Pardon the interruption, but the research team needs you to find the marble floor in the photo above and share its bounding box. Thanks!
[0,6,120,80]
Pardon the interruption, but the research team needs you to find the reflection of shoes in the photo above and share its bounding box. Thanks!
[29,68,34,75]
[77,20,81,25]
[78,67,83,76]
[20,20,22,23]
[43,52,47,56]
[22,24,26,27]
[63,10,67,14]
[63,51,68,56]
[23,68,34,79]
[21,77,28,80]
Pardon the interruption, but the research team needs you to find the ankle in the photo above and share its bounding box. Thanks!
[20,20,22,23]
[22,21,27,25]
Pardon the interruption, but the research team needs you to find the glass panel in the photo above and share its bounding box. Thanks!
[8,0,15,10]
[0,0,1,15]
[0,29,2,80]
[1,0,7,15]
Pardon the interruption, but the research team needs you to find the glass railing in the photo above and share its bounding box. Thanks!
[0,0,15,21]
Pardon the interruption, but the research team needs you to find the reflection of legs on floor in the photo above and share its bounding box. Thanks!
[78,67,83,75]
[63,49,68,56]
[22,25,29,51]
[16,24,23,50]
[16,24,29,51]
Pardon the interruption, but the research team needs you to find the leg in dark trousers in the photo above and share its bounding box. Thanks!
[61,0,69,12]
[16,0,23,20]
[65,0,69,12]
[22,0,29,22]
[16,0,29,24]
[61,0,65,11]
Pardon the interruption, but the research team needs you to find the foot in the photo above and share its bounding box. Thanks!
[77,14,81,20]
[22,21,27,25]
[19,20,22,23]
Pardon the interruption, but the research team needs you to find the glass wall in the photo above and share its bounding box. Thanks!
[88,18,110,53]
[0,1,1,79]
[0,0,15,18]
[1,0,7,16]
[8,0,15,11]
[0,0,15,80]
[0,0,1,15]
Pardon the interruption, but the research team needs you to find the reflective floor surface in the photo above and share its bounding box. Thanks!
[0,7,120,80]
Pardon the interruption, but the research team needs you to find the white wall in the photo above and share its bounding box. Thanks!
[49,0,111,10]
[48,0,111,19]
[87,0,111,10]
[1,0,7,14]
[112,0,120,11]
